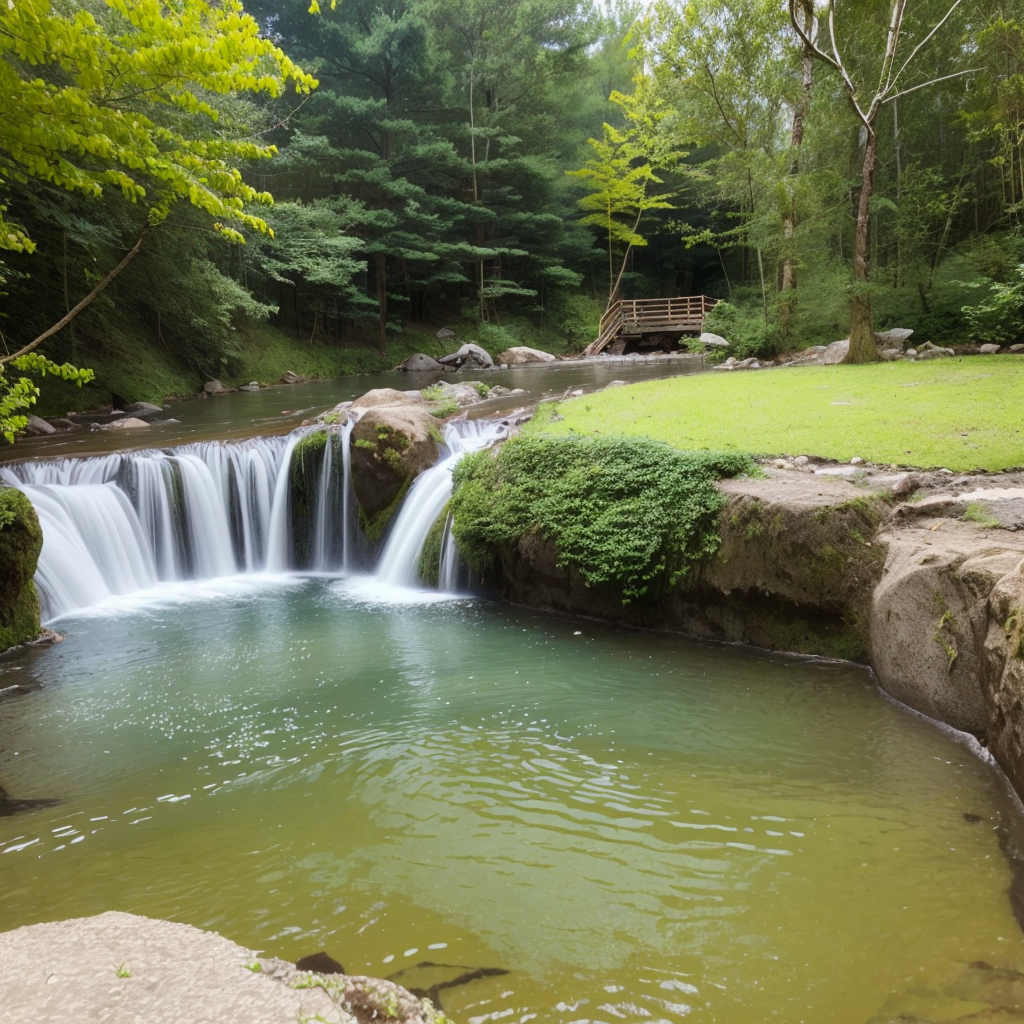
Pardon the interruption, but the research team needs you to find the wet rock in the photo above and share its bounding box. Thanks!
[101,417,151,430]
[351,388,426,411]
[434,382,487,406]
[0,783,58,817]
[698,332,730,348]
[397,353,444,372]
[295,951,345,975]
[439,342,493,370]
[980,343,1003,354]
[350,406,441,540]
[23,414,55,436]
[280,370,302,384]
[606,380,628,387]
[238,382,260,392]
[125,402,164,418]
[497,346,556,365]
[822,338,850,364]
[204,379,229,394]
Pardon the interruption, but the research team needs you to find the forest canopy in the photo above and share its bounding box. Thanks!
[1,0,1022,413]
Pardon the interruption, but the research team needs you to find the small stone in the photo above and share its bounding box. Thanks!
[938,468,954,474]
[606,380,628,387]
[906,348,918,357]
[850,456,864,466]
[101,417,151,430]
[569,389,584,397]
[979,343,1002,354]
[238,382,260,392]
[892,473,917,497]
[203,379,228,394]
[794,456,809,465]
[772,459,788,469]
[279,370,301,384]
[125,401,164,417]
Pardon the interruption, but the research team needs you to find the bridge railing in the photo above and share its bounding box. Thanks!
[583,295,719,357]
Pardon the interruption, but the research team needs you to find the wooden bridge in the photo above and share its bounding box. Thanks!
[582,295,719,357]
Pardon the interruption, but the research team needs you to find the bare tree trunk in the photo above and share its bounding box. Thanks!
[2,226,149,364]
[848,129,879,363]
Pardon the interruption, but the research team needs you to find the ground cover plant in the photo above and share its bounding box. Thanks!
[528,358,1024,472]
[450,435,753,601]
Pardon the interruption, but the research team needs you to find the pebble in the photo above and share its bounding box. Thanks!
[850,456,864,466]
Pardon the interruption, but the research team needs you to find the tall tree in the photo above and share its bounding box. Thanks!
[789,0,974,362]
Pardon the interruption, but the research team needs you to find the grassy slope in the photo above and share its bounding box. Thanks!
[529,357,1024,472]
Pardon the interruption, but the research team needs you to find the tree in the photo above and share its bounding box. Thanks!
[567,87,677,305]
[0,0,317,362]
[789,0,974,362]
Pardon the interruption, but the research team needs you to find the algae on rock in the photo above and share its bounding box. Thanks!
[0,488,43,652]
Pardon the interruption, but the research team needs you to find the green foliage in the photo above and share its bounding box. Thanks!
[1,354,95,442]
[430,398,461,419]
[451,434,753,601]
[962,502,1000,527]
[701,298,778,358]
[0,0,316,251]
[961,265,1024,345]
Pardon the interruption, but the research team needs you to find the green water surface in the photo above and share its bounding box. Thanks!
[1,577,1023,1023]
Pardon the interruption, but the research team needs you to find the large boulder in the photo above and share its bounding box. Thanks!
[350,406,440,540]
[497,346,557,365]
[23,414,56,436]
[697,332,730,349]
[203,379,228,395]
[396,353,444,372]
[351,388,426,410]
[822,338,850,364]
[0,912,441,1024]
[874,327,913,349]
[438,342,494,370]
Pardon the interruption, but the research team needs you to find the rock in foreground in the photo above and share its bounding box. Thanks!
[0,912,447,1024]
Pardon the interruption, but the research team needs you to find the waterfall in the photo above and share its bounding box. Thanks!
[2,414,501,620]
[373,420,506,589]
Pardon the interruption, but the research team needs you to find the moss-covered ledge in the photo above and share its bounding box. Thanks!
[0,487,43,654]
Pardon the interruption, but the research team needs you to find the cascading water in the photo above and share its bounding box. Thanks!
[2,415,501,619]
[373,419,507,590]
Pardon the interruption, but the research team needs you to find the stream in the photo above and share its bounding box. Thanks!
[2,359,1024,1023]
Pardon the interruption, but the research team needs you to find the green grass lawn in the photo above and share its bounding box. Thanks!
[528,357,1024,472]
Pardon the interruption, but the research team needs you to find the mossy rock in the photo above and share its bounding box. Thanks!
[289,430,331,567]
[0,488,43,652]
[350,407,440,539]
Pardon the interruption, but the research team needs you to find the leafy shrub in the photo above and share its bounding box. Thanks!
[960,265,1024,345]
[450,435,753,601]
[702,297,779,357]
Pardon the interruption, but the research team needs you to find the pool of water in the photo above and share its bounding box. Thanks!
[2,577,1023,1023]
[1,355,704,464]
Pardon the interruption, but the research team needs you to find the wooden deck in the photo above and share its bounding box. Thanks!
[582,296,719,357]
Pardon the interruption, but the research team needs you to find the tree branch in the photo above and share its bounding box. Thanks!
[881,67,981,103]
[887,0,966,95]
[1,225,150,364]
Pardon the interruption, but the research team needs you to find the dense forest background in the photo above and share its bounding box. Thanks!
[2,0,1024,407]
